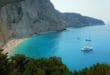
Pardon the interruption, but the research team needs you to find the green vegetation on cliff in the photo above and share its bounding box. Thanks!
[0,50,70,75]
[72,63,110,75]
[0,50,110,75]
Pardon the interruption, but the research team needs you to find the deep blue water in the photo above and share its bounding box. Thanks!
[9,25,110,71]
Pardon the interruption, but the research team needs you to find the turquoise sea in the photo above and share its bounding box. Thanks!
[9,24,110,70]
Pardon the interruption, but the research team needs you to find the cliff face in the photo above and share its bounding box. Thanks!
[0,0,105,47]
[0,0,65,46]
[63,13,105,27]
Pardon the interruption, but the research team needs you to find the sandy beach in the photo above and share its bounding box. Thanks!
[1,31,56,54]
[2,38,26,54]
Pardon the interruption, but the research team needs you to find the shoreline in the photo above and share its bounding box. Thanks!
[1,29,66,54]
[2,31,56,54]
[1,31,54,54]
[2,38,26,54]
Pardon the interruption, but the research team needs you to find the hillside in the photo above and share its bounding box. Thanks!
[0,0,105,47]
[0,0,65,47]
[63,13,105,27]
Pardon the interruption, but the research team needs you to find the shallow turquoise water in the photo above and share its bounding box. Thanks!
[9,25,110,70]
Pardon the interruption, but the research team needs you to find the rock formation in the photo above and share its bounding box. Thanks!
[0,0,65,47]
[0,0,105,47]
[63,13,105,27]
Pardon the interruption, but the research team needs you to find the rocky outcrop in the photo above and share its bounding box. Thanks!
[0,0,105,47]
[0,0,65,47]
[63,13,105,27]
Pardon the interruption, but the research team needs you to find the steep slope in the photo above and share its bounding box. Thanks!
[63,13,105,27]
[0,0,105,48]
[0,0,65,47]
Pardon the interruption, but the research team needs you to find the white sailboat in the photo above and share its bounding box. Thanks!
[85,39,92,42]
[81,46,93,51]
[85,30,92,42]
[81,29,93,51]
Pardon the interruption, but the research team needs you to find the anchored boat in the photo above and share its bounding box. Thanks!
[81,46,93,51]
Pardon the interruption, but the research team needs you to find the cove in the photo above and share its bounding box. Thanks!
[9,24,110,71]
